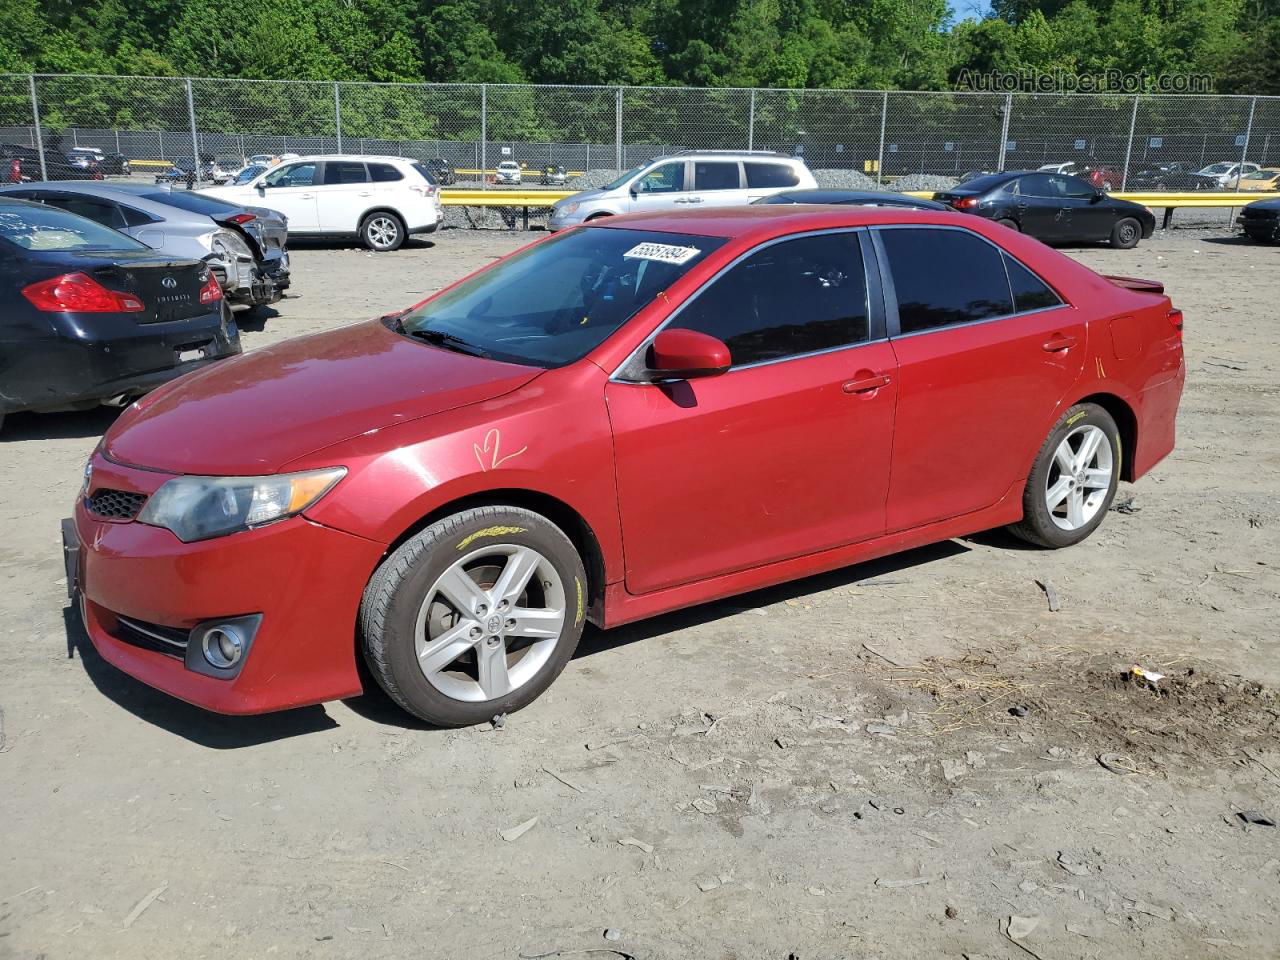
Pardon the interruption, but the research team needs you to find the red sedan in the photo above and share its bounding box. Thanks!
[65,207,1185,725]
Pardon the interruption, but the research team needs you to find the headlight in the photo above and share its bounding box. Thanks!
[557,202,579,216]
[137,467,346,542]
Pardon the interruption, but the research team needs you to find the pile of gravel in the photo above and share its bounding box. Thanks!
[812,168,885,191]
[567,169,621,190]
[890,173,958,193]
[441,204,550,231]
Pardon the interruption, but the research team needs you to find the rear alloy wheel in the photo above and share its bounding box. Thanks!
[360,212,406,252]
[360,506,588,726]
[1110,217,1141,249]
[1009,403,1120,548]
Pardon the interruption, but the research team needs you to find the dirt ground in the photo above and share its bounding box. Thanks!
[1,223,1278,960]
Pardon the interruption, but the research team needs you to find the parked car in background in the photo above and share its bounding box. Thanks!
[1238,197,1280,243]
[1124,162,1217,191]
[549,150,817,230]
[423,158,456,185]
[69,147,131,176]
[495,161,523,185]
[0,182,290,310]
[64,204,1184,724]
[1038,161,1121,191]
[935,171,1155,248]
[1197,161,1260,187]
[540,164,568,186]
[1237,168,1280,192]
[200,154,441,251]
[230,163,268,185]
[754,188,950,211]
[155,156,229,185]
[2,144,102,182]
[0,196,239,432]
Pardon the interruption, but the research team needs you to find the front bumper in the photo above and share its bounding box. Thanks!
[68,454,387,714]
[1237,215,1279,241]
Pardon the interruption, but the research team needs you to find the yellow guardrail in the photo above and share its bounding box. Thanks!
[441,189,573,207]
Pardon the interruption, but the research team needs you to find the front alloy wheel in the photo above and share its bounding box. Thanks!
[361,212,405,252]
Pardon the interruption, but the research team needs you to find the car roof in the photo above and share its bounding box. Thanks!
[589,204,974,241]
[271,154,415,163]
[767,189,949,209]
[0,181,241,220]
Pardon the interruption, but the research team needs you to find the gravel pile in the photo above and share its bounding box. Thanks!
[567,169,621,190]
[442,204,549,231]
[812,168,885,191]
[891,174,958,193]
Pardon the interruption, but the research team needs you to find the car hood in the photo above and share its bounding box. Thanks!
[558,188,606,208]
[104,320,542,475]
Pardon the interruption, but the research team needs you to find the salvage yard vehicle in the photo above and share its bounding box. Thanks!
[2,143,102,182]
[754,188,950,211]
[68,146,131,176]
[549,150,817,230]
[1038,160,1121,191]
[1237,168,1280,192]
[540,164,568,186]
[0,197,239,433]
[1197,161,1260,188]
[65,205,1184,725]
[155,156,228,185]
[1124,162,1216,192]
[1238,197,1280,242]
[934,171,1156,248]
[495,160,523,184]
[0,182,290,310]
[423,157,456,185]
[200,155,441,252]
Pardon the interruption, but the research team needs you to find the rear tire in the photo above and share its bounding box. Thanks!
[1008,403,1121,549]
[995,217,1020,231]
[360,211,406,252]
[360,506,588,726]
[1110,217,1141,249]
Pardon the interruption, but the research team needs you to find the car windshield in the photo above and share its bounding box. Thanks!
[602,165,646,190]
[234,165,265,184]
[398,227,727,368]
[0,203,148,252]
[140,190,240,215]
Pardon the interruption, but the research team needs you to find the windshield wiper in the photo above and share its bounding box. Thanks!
[407,328,491,358]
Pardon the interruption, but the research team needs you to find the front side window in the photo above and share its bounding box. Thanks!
[880,228,1013,334]
[1056,175,1095,199]
[398,228,726,368]
[668,232,869,367]
[636,162,685,193]
[745,163,801,188]
[323,161,369,185]
[263,162,316,188]
[693,161,740,191]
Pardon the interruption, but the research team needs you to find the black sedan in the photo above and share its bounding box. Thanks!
[423,157,457,185]
[1125,162,1216,192]
[933,171,1156,248]
[1238,198,1279,243]
[0,197,240,432]
[2,143,101,182]
[754,189,951,211]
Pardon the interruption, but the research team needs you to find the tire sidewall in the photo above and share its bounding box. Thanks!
[366,508,588,726]
[361,212,405,252]
[1021,404,1121,548]
[1111,217,1140,249]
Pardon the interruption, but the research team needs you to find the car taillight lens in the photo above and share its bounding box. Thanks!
[22,272,143,313]
[226,213,255,224]
[411,183,437,197]
[952,196,979,209]
[1167,309,1183,340]
[199,272,223,305]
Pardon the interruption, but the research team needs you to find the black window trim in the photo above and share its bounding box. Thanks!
[692,159,744,191]
[870,224,1071,341]
[610,226,888,383]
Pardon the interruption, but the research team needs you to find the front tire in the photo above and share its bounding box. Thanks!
[1008,403,1120,549]
[360,211,406,252]
[360,506,588,726]
[1110,217,1141,249]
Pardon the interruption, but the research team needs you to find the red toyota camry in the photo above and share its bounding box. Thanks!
[65,206,1185,725]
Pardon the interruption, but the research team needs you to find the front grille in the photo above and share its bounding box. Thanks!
[87,488,147,520]
[115,615,188,659]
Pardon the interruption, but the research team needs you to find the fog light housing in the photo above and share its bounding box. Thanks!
[185,614,262,680]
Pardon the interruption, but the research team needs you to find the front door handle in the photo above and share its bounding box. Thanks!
[1042,334,1077,352]
[298,193,315,199]
[358,191,372,197]
[843,373,891,394]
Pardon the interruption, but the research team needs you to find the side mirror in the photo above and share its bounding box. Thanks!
[256,183,267,193]
[647,329,731,380]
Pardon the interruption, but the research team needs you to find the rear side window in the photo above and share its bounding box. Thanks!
[1004,253,1063,312]
[120,205,155,227]
[693,161,740,191]
[368,163,403,182]
[41,195,127,230]
[323,161,369,185]
[880,228,1013,334]
[745,163,800,188]
[1018,174,1058,198]
[411,163,438,184]
[668,233,869,366]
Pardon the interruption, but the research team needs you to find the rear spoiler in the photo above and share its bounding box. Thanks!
[1104,275,1165,294]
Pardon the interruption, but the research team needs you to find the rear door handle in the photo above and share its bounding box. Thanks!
[358,191,372,197]
[843,373,891,394]
[1042,334,1077,352]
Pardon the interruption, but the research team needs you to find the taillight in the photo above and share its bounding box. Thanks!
[952,196,979,209]
[226,213,255,225]
[22,272,143,313]
[199,272,223,305]
[1167,308,1183,340]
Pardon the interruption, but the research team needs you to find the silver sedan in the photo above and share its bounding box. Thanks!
[0,181,290,310]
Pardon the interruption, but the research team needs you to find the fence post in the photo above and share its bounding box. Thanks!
[1236,96,1257,193]
[185,78,200,182]
[876,91,887,185]
[615,87,623,170]
[334,82,343,154]
[1121,94,1139,190]
[115,129,120,154]
[748,88,756,151]
[28,74,46,181]
[480,83,487,189]
[997,93,1013,171]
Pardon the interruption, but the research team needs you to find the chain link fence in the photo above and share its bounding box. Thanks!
[1,72,1278,190]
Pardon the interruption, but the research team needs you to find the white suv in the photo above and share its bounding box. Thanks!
[549,151,816,230]
[200,155,441,251]
[495,161,523,185]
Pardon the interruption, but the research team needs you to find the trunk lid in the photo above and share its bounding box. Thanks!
[89,257,211,324]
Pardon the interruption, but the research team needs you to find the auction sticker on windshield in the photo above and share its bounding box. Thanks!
[623,242,701,265]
